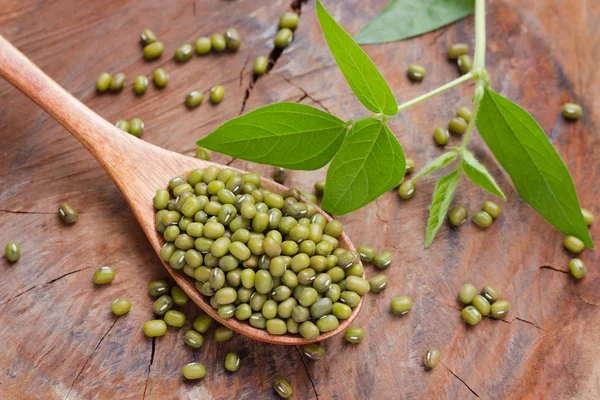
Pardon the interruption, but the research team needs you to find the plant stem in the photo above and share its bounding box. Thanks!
[461,0,487,148]
[396,72,473,112]
[348,113,383,126]
[473,0,486,70]
[460,97,480,147]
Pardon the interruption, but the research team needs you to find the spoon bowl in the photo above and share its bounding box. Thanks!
[0,36,363,345]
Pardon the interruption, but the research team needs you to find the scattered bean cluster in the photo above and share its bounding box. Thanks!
[96,26,240,139]
[472,200,501,229]
[143,276,328,395]
[448,42,472,75]
[144,278,243,380]
[254,11,301,77]
[459,283,510,325]
[447,201,501,229]
[404,42,473,83]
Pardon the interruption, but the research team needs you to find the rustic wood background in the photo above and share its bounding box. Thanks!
[1,0,598,399]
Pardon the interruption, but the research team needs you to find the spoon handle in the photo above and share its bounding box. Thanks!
[0,35,134,166]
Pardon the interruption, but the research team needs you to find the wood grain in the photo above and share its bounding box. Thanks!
[0,0,598,399]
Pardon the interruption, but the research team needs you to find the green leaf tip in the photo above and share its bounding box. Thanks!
[458,148,506,200]
[322,119,405,215]
[477,87,593,248]
[316,0,397,116]
[425,169,461,248]
[197,102,347,171]
[355,0,475,45]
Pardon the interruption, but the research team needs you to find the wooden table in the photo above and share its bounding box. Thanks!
[1,1,598,399]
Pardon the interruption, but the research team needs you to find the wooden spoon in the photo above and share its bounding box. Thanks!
[0,36,363,345]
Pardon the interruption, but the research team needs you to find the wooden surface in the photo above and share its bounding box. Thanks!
[0,0,598,399]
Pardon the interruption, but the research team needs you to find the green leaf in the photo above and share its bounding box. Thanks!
[355,0,475,45]
[425,170,461,248]
[316,0,397,116]
[477,88,593,248]
[458,148,506,200]
[197,103,347,170]
[413,151,458,180]
[322,119,405,214]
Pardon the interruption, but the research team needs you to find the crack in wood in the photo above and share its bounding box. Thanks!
[43,266,91,286]
[492,315,551,335]
[441,362,482,399]
[294,346,319,399]
[539,265,568,274]
[2,266,92,306]
[149,337,156,366]
[66,317,118,400]
[142,338,156,400]
[0,208,56,215]
[2,285,38,306]
[279,74,332,113]
[577,297,600,308]
[239,0,309,114]
[514,317,547,333]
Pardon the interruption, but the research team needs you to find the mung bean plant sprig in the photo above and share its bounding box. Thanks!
[197,0,593,249]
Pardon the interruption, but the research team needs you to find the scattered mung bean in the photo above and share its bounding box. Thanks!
[5,242,21,262]
[423,349,440,368]
[182,362,206,380]
[143,41,164,60]
[562,103,582,120]
[111,298,131,316]
[390,296,412,315]
[344,327,364,343]
[93,266,115,284]
[58,202,78,224]
[447,43,469,60]
[568,258,586,279]
[407,64,426,81]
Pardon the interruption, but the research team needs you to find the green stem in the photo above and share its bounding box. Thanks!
[460,94,480,147]
[348,113,383,126]
[461,0,487,148]
[473,0,486,70]
[396,72,473,112]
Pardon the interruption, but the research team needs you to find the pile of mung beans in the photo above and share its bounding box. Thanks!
[153,165,369,339]
[459,283,510,325]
